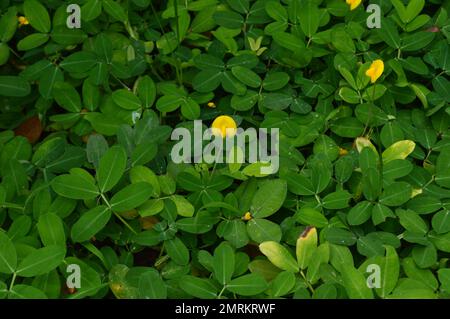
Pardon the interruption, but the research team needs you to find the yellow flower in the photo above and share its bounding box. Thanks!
[207,102,216,108]
[18,16,29,26]
[346,0,362,11]
[242,212,252,221]
[339,147,348,156]
[211,115,237,138]
[365,59,384,83]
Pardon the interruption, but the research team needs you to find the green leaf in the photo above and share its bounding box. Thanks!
[17,33,49,51]
[401,32,434,52]
[86,134,109,169]
[265,1,287,22]
[51,27,86,45]
[331,29,355,53]
[412,244,437,268]
[329,244,354,272]
[363,84,387,101]
[271,271,295,297]
[193,69,223,92]
[285,173,315,195]
[0,43,10,66]
[391,0,407,23]
[341,267,373,299]
[176,212,218,234]
[0,232,17,274]
[0,76,31,97]
[247,218,282,243]
[8,285,47,299]
[259,241,299,272]
[396,209,428,234]
[295,207,328,228]
[231,90,259,111]
[138,269,167,299]
[0,7,18,43]
[231,66,261,88]
[379,182,412,207]
[250,179,287,218]
[298,1,320,37]
[53,82,82,113]
[306,243,329,284]
[322,191,352,209]
[180,98,200,120]
[376,18,400,49]
[179,276,218,299]
[213,10,244,29]
[132,230,161,246]
[405,0,425,23]
[383,160,413,181]
[227,273,268,296]
[212,242,235,285]
[325,227,357,246]
[39,66,64,99]
[402,257,438,290]
[51,174,99,200]
[37,213,66,246]
[71,205,111,243]
[24,0,51,33]
[137,76,157,108]
[338,67,357,90]
[97,145,127,193]
[170,195,194,217]
[436,147,450,188]
[432,210,450,234]
[81,0,103,22]
[112,89,142,110]
[156,95,183,112]
[339,87,360,104]
[60,52,97,73]
[16,246,66,277]
[165,237,189,265]
[362,168,381,201]
[438,269,450,292]
[110,182,153,212]
[331,117,364,137]
[262,72,290,91]
[375,245,400,298]
[103,0,128,22]
[272,32,305,53]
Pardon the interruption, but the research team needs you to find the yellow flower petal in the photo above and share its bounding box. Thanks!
[339,147,349,156]
[242,212,252,221]
[18,16,29,26]
[365,59,384,83]
[207,102,216,108]
[346,0,362,11]
[211,115,237,138]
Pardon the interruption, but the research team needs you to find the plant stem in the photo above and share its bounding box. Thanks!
[9,272,17,291]
[155,254,170,268]
[300,270,315,294]
[114,212,137,235]
[217,285,227,299]
[101,193,111,209]
[101,193,136,234]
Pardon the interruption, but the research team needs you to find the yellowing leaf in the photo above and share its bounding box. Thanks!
[382,140,416,164]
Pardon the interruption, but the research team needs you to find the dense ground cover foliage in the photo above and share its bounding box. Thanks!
[0,0,449,299]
